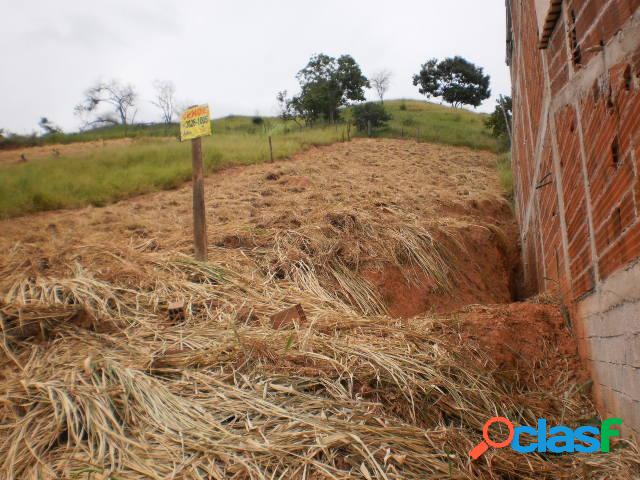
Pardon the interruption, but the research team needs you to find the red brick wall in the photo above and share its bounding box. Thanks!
[510,0,640,437]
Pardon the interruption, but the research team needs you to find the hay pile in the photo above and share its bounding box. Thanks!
[2,241,639,478]
[1,139,639,478]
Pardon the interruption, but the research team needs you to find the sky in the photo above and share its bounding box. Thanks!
[0,0,511,134]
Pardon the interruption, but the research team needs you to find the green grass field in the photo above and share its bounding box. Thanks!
[374,100,497,151]
[0,115,289,149]
[0,100,504,219]
[0,127,345,218]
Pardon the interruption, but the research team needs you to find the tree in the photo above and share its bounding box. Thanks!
[151,80,177,124]
[38,117,62,135]
[485,95,512,146]
[288,53,369,124]
[74,79,138,128]
[412,56,491,108]
[352,102,392,132]
[370,69,392,103]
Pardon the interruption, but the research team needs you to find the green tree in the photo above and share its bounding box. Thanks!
[412,56,491,108]
[287,54,369,124]
[352,102,391,132]
[485,95,512,147]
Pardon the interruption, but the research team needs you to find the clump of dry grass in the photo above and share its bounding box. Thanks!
[263,208,462,316]
[1,241,639,479]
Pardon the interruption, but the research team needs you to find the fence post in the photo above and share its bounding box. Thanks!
[191,137,207,261]
[269,136,274,163]
[367,120,372,138]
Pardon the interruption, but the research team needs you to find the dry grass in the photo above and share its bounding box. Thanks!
[1,251,639,479]
[0,139,638,479]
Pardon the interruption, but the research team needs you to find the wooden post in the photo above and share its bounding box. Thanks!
[401,127,404,138]
[347,124,351,141]
[269,136,274,163]
[191,137,207,261]
[367,120,372,138]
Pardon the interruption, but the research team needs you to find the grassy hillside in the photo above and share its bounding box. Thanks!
[376,100,496,151]
[0,115,281,149]
[0,128,343,218]
[0,100,501,219]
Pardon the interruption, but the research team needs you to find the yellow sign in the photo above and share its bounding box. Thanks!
[180,104,212,141]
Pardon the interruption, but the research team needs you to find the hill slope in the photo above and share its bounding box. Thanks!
[0,100,499,218]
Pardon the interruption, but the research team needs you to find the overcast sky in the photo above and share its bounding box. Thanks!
[1,0,511,134]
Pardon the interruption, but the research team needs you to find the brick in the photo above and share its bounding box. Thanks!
[571,243,593,278]
[568,221,590,259]
[598,222,640,279]
[270,304,306,329]
[627,334,640,368]
[576,0,602,43]
[573,266,596,299]
[597,0,627,42]
[595,192,636,252]
[590,359,614,386]
[597,337,628,365]
[566,199,587,239]
[620,99,640,152]
[591,162,635,229]
[622,366,640,399]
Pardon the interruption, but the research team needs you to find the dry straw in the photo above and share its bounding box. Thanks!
[1,238,639,478]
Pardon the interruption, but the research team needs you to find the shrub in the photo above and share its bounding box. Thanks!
[252,116,264,125]
[485,95,512,152]
[399,101,407,111]
[352,102,392,132]
[496,152,513,203]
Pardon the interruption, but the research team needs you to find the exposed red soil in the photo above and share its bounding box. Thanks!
[455,302,589,390]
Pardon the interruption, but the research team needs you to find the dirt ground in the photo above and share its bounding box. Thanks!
[0,137,138,165]
[1,139,630,479]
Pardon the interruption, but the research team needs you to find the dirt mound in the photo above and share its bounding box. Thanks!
[361,224,519,317]
[456,302,589,390]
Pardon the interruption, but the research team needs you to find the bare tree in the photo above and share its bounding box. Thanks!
[74,79,138,128]
[370,69,392,103]
[276,90,301,127]
[151,80,177,124]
